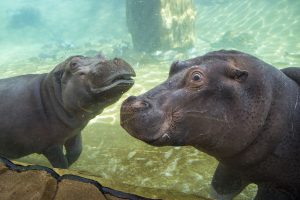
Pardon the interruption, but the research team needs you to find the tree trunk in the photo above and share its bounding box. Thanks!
[126,0,196,52]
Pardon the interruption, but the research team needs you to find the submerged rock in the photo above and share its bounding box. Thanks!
[211,31,255,51]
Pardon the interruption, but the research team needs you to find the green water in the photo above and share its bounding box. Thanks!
[0,0,300,199]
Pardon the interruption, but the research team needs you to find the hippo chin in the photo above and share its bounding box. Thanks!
[0,55,135,169]
[121,50,300,199]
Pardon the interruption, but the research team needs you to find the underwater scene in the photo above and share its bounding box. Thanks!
[0,0,300,199]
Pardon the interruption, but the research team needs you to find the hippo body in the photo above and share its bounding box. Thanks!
[0,55,135,168]
[121,50,300,199]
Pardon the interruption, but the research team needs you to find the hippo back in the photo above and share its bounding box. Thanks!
[0,74,50,158]
[281,67,300,86]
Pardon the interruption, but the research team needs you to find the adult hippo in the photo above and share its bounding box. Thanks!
[121,50,300,199]
[0,55,135,169]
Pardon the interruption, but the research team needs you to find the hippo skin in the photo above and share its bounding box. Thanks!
[121,50,300,199]
[0,55,135,169]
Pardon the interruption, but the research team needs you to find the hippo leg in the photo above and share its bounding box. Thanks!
[254,185,294,200]
[43,144,68,168]
[65,133,82,167]
[211,163,248,200]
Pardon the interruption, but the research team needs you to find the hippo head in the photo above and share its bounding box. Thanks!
[50,54,135,115]
[121,50,274,158]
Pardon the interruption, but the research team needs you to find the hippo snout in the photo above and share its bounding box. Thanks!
[120,96,150,130]
[122,96,151,112]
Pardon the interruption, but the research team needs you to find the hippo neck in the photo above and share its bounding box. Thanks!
[218,71,300,168]
[41,73,98,129]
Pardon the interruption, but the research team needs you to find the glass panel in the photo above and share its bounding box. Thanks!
[0,0,299,199]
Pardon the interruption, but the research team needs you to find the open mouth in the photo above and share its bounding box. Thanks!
[90,73,135,93]
[111,74,134,84]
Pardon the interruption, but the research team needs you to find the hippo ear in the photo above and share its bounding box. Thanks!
[53,69,64,84]
[227,67,248,82]
[52,61,67,84]
[169,60,188,76]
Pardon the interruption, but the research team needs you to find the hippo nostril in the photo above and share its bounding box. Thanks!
[129,99,151,111]
[141,101,149,108]
[122,96,151,112]
[132,100,148,109]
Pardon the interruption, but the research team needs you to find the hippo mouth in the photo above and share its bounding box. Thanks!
[120,97,182,146]
[90,73,135,93]
[144,131,173,146]
[122,120,170,146]
[122,118,182,146]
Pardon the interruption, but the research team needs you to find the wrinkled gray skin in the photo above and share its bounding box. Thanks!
[0,55,135,169]
[121,50,300,200]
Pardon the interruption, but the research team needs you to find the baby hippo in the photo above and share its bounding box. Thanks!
[121,50,300,199]
[0,55,135,168]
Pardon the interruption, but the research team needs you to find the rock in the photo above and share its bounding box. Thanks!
[0,156,154,200]
[0,168,57,200]
[55,179,107,200]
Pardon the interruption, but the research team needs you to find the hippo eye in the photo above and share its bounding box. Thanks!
[187,70,204,89]
[192,72,202,81]
[70,62,79,72]
[70,62,77,68]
